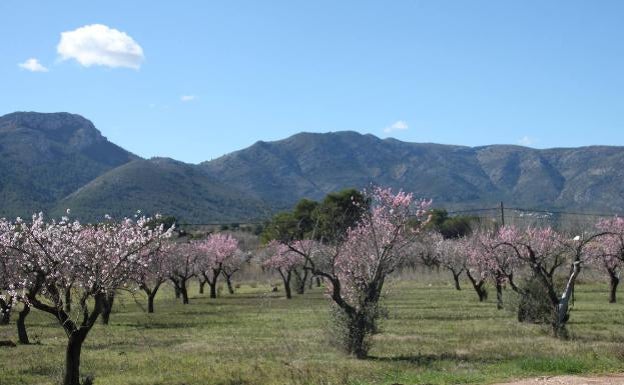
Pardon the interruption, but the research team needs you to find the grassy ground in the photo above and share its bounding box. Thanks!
[1,277,624,385]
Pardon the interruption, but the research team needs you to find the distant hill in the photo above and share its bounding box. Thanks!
[54,158,270,222]
[200,131,624,213]
[2,111,624,222]
[0,112,136,217]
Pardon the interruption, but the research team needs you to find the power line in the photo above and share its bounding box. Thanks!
[176,206,623,227]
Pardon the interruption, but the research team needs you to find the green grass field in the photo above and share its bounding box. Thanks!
[1,277,624,385]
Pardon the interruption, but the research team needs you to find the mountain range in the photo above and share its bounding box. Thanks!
[1,111,623,222]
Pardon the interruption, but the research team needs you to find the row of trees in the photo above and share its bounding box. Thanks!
[0,213,255,385]
[3,187,624,383]
[261,190,624,350]
[0,213,172,385]
[423,218,624,338]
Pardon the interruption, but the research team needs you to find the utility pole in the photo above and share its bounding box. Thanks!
[500,201,505,226]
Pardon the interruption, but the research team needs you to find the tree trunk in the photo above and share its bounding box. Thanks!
[174,284,181,299]
[145,284,160,314]
[209,282,217,299]
[466,270,487,302]
[347,312,370,359]
[100,292,115,325]
[296,278,305,295]
[198,279,206,294]
[17,304,30,344]
[180,283,189,304]
[281,270,292,299]
[64,331,87,385]
[293,269,308,295]
[609,270,619,304]
[147,293,155,313]
[225,275,235,294]
[0,298,10,325]
[496,281,504,310]
[316,276,322,288]
[553,261,581,339]
[452,272,461,291]
[64,286,72,313]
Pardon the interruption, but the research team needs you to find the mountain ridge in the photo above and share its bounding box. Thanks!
[2,111,624,221]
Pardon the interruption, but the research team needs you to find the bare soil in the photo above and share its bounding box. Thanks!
[494,374,624,385]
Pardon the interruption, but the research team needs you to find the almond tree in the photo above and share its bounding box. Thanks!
[167,242,197,304]
[222,249,246,294]
[469,228,520,309]
[0,242,34,343]
[463,235,490,303]
[435,237,465,291]
[0,213,170,385]
[196,233,239,298]
[289,187,431,358]
[591,217,624,303]
[262,240,305,299]
[134,241,173,313]
[222,232,258,294]
[492,226,603,338]
[408,231,442,271]
[0,249,15,325]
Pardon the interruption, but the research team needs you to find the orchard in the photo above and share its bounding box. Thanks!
[2,188,624,385]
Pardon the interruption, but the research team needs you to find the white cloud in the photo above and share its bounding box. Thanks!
[18,58,48,72]
[383,120,409,134]
[518,136,535,146]
[57,24,144,69]
[180,95,196,102]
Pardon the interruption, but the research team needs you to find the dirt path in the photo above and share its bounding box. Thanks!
[494,374,624,385]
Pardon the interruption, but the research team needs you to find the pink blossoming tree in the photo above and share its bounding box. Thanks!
[490,225,604,337]
[134,241,173,313]
[195,233,240,298]
[591,217,624,303]
[262,240,306,299]
[0,213,171,385]
[289,187,431,358]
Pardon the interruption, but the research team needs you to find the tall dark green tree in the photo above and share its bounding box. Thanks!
[313,189,369,243]
[425,209,475,239]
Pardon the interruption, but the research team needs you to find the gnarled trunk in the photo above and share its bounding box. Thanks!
[64,286,72,313]
[142,283,161,314]
[280,269,292,299]
[452,271,462,291]
[466,270,488,302]
[609,269,619,304]
[552,261,581,339]
[64,330,88,385]
[17,304,30,344]
[171,277,189,304]
[0,298,11,325]
[495,281,504,310]
[180,284,189,304]
[347,312,369,359]
[225,275,235,294]
[293,268,309,295]
[198,279,206,294]
[209,282,217,298]
[100,292,115,325]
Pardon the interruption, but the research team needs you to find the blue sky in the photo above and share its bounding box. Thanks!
[2,1,624,163]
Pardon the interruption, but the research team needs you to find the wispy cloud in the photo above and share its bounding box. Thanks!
[180,95,196,102]
[57,24,144,69]
[518,136,535,146]
[383,120,408,134]
[18,58,48,72]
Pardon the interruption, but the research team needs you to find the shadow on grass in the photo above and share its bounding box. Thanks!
[367,352,500,366]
